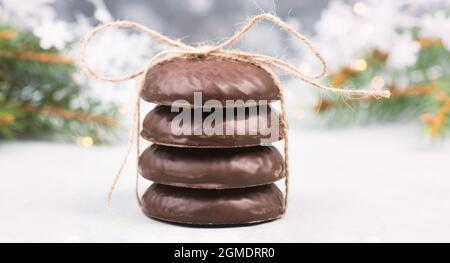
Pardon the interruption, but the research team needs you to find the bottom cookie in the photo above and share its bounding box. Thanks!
[141,183,284,225]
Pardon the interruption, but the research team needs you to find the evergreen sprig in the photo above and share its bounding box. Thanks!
[317,39,450,138]
[0,24,119,144]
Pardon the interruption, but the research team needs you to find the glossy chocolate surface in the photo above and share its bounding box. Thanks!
[139,144,285,189]
[141,183,284,225]
[141,105,284,147]
[141,58,279,107]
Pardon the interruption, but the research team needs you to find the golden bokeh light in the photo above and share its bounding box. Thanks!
[371,76,385,89]
[76,136,94,147]
[353,2,367,15]
[351,59,368,71]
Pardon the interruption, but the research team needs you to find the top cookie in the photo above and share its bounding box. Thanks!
[141,58,280,107]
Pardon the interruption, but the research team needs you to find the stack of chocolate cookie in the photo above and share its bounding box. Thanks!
[138,58,286,225]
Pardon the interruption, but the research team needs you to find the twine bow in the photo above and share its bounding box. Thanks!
[80,13,390,212]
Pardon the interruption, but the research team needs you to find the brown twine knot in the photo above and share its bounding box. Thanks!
[80,13,390,212]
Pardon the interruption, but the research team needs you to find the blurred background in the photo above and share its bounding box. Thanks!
[1,0,450,242]
[1,0,449,143]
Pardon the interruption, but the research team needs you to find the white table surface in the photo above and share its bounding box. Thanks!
[1,123,450,242]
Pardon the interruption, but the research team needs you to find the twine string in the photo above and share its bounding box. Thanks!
[80,13,390,211]
[207,14,327,79]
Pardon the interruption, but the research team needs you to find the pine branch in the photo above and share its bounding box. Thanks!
[316,36,450,137]
[19,104,119,126]
[0,50,74,64]
[0,24,119,144]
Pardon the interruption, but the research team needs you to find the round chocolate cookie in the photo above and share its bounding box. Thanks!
[141,58,279,107]
[139,145,285,189]
[141,105,284,147]
[141,184,284,225]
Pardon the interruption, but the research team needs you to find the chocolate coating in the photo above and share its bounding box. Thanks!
[139,145,284,189]
[141,58,279,107]
[142,184,284,225]
[141,105,284,148]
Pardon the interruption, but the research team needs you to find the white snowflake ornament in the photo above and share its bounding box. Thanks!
[33,19,75,50]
